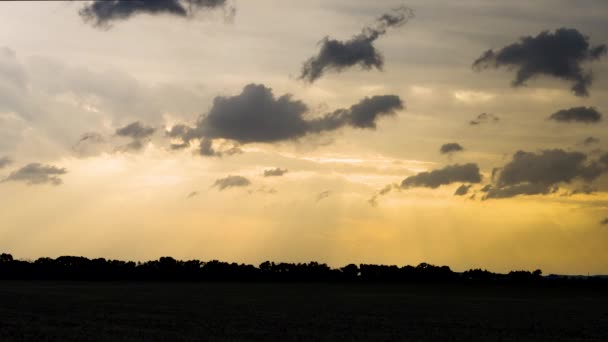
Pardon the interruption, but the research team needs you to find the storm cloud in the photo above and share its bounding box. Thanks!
[0,156,12,169]
[299,6,414,82]
[401,163,482,189]
[2,163,67,186]
[440,143,464,155]
[549,106,602,123]
[212,175,251,190]
[484,149,608,199]
[79,0,229,28]
[473,28,607,96]
[263,168,288,177]
[168,83,403,147]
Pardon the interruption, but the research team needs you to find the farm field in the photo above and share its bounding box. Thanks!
[0,281,606,341]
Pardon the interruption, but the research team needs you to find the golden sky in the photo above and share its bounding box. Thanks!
[0,0,608,274]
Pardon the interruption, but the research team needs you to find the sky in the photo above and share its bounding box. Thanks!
[1,0,608,274]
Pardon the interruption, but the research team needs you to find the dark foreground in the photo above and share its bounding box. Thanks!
[0,282,606,342]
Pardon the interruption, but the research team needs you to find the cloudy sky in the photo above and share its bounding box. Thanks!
[1,0,608,274]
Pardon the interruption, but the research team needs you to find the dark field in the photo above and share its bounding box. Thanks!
[0,282,606,341]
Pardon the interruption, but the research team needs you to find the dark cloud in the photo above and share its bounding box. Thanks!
[469,113,499,126]
[582,136,600,146]
[484,183,558,199]
[72,132,108,157]
[116,121,156,139]
[401,163,482,189]
[248,186,277,195]
[601,218,608,225]
[187,191,199,198]
[299,6,414,82]
[80,0,229,28]
[368,183,398,207]
[562,185,596,197]
[212,175,250,191]
[440,143,464,155]
[115,139,146,152]
[454,184,472,196]
[168,83,403,148]
[473,28,607,96]
[316,190,331,202]
[549,106,602,123]
[263,168,288,177]
[0,156,12,169]
[2,163,67,186]
[484,149,608,199]
[115,121,156,152]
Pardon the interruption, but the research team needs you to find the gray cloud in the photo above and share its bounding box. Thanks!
[187,191,199,198]
[72,132,108,157]
[484,149,608,199]
[440,143,464,155]
[116,121,156,139]
[401,163,482,189]
[454,184,472,196]
[368,183,398,207]
[549,106,602,123]
[484,183,557,199]
[80,0,229,28]
[469,113,499,126]
[168,83,403,148]
[115,121,156,152]
[0,156,12,169]
[582,136,600,146]
[212,175,251,190]
[299,6,414,83]
[473,28,607,96]
[316,190,331,202]
[601,218,608,225]
[2,163,67,186]
[263,168,288,177]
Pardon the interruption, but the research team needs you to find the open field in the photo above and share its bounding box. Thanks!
[0,281,606,341]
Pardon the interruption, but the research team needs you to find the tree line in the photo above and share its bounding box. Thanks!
[0,253,603,284]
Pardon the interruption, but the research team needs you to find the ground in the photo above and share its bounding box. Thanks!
[0,281,606,341]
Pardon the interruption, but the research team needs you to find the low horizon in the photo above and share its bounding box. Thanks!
[1,1,608,276]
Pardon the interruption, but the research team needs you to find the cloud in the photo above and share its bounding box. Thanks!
[401,164,482,189]
[440,143,464,155]
[79,0,230,28]
[316,190,331,202]
[72,132,108,157]
[368,183,398,207]
[2,163,67,186]
[469,113,499,126]
[0,156,12,169]
[299,6,414,82]
[484,183,558,199]
[582,136,599,146]
[549,106,602,123]
[454,184,472,196]
[114,121,156,152]
[212,175,251,190]
[187,191,199,198]
[168,83,403,147]
[115,121,156,139]
[601,218,608,225]
[484,149,608,199]
[473,28,606,96]
[263,168,288,177]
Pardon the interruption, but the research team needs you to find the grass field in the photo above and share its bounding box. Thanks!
[0,281,606,341]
